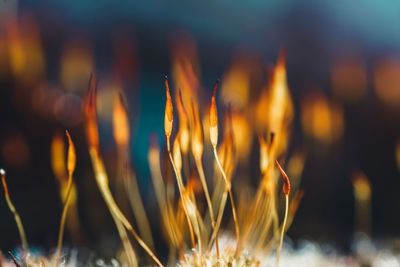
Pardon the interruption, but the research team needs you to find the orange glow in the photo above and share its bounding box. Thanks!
[217,106,235,177]
[164,77,174,139]
[6,14,45,84]
[287,149,307,180]
[191,101,203,161]
[84,75,100,149]
[331,56,367,102]
[221,64,248,109]
[51,133,66,180]
[258,135,268,174]
[170,31,200,117]
[173,137,182,174]
[255,89,270,132]
[176,90,189,154]
[0,27,8,77]
[301,91,344,144]
[374,57,400,107]
[209,80,219,147]
[113,93,130,147]
[231,111,251,161]
[351,171,371,201]
[252,50,294,158]
[269,51,294,136]
[65,130,76,176]
[220,53,263,110]
[61,39,94,93]
[6,18,24,79]
[187,171,203,197]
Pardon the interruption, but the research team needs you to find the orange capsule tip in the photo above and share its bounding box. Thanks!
[0,169,8,196]
[65,130,72,142]
[164,75,170,92]
[213,79,219,97]
[65,130,76,151]
[210,81,219,129]
[164,77,174,138]
[275,160,290,195]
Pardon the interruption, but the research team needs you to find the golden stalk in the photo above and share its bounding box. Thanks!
[89,146,163,267]
[176,90,191,181]
[85,75,163,267]
[55,130,76,266]
[164,76,196,249]
[148,139,182,264]
[212,147,240,255]
[51,133,81,244]
[0,169,29,252]
[190,91,219,257]
[114,92,155,250]
[209,80,240,255]
[351,171,371,236]
[275,160,291,267]
[242,135,270,243]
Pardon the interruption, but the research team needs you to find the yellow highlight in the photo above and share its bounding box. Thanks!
[113,94,130,147]
[61,40,94,92]
[301,92,344,144]
[352,171,371,202]
[51,133,66,180]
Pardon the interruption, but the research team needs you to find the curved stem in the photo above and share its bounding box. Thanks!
[1,176,29,252]
[195,158,220,257]
[212,146,240,256]
[209,189,227,248]
[276,194,289,267]
[120,148,154,250]
[167,137,196,249]
[55,172,74,266]
[89,148,164,267]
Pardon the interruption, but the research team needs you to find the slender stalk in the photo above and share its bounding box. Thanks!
[120,149,155,250]
[113,212,138,267]
[148,142,182,253]
[209,189,227,248]
[1,169,29,252]
[275,160,291,267]
[271,188,280,243]
[276,194,289,267]
[167,138,196,249]
[55,172,73,266]
[89,148,164,267]
[212,146,240,255]
[194,158,220,257]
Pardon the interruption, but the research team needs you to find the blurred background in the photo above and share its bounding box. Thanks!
[0,0,400,260]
